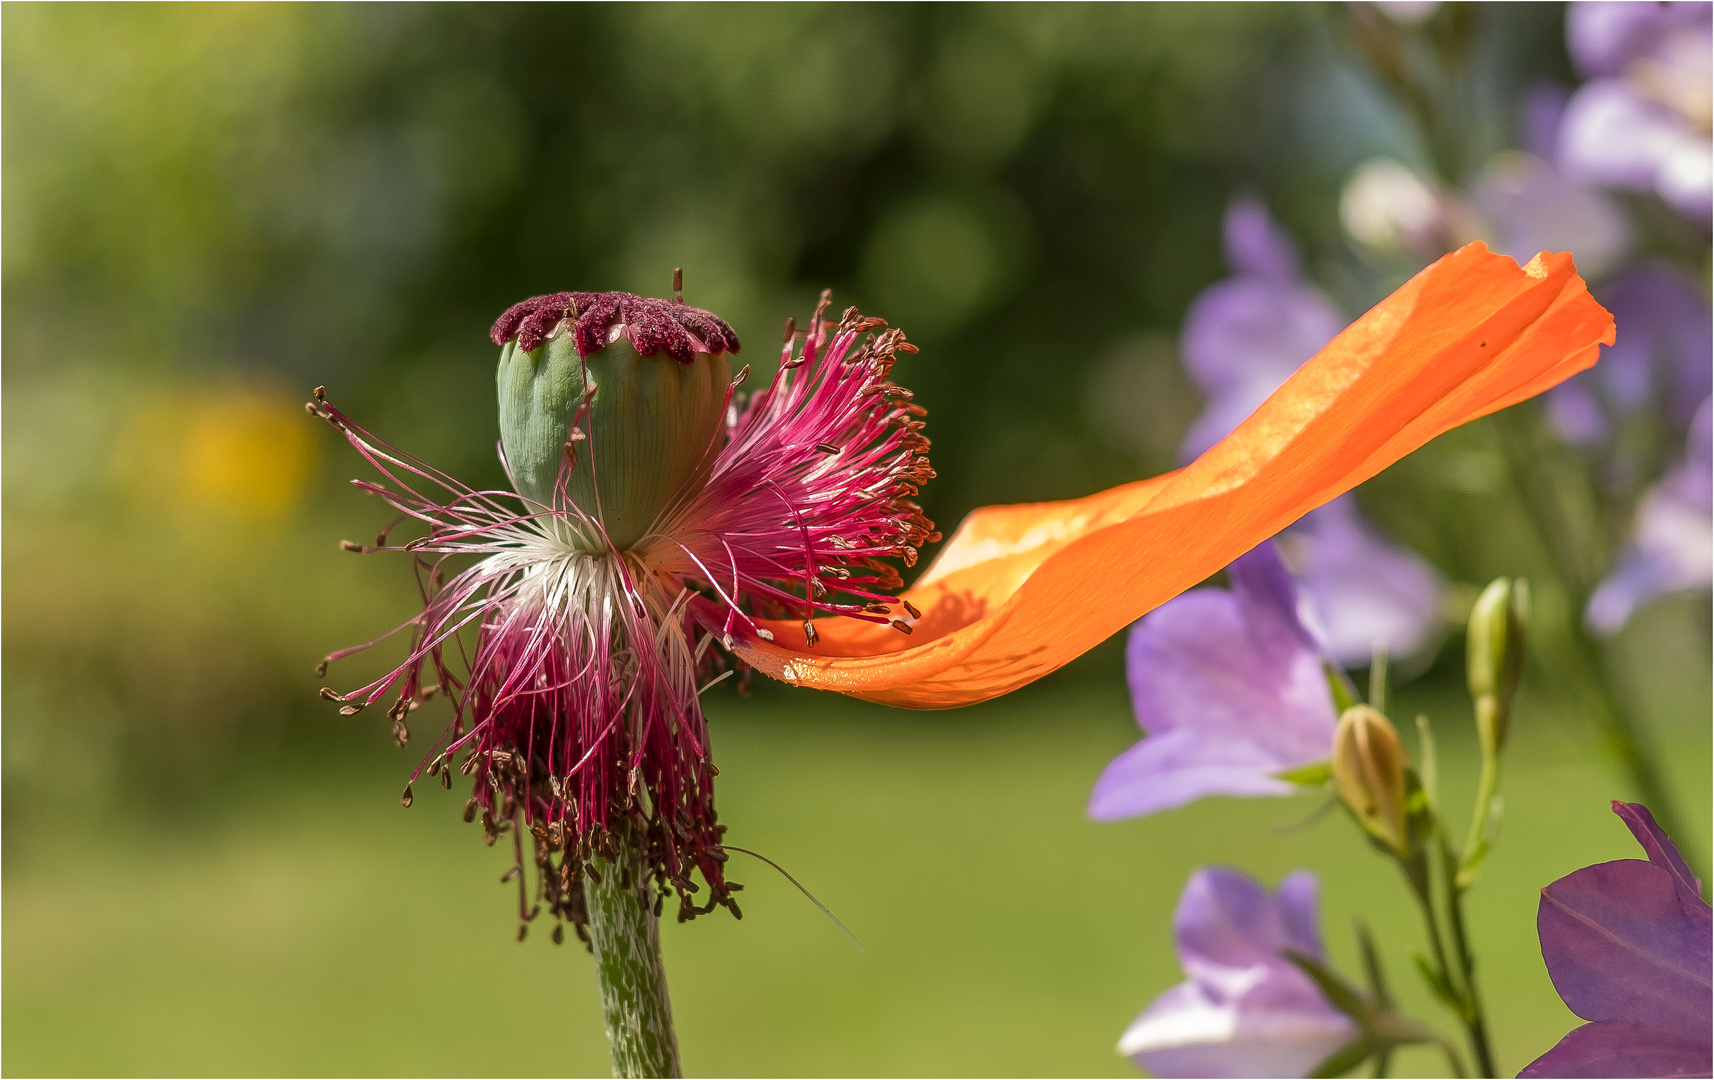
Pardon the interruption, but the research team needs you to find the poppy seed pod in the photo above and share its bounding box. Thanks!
[1466,577,1529,755]
[494,291,739,551]
[1332,704,1412,857]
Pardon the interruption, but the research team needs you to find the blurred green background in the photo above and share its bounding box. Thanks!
[3,4,1707,1077]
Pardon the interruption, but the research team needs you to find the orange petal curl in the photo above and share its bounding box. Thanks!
[730,243,1615,708]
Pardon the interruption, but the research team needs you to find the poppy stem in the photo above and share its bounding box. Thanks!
[584,835,682,1079]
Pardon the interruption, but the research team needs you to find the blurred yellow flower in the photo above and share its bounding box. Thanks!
[115,386,317,523]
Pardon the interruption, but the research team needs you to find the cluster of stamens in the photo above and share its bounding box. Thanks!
[309,286,935,943]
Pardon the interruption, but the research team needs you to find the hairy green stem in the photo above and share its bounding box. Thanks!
[584,839,682,1079]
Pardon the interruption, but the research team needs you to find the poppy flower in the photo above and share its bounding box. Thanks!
[315,243,1612,940]
[730,242,1615,708]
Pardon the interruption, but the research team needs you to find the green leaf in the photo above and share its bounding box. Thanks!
[1326,662,1360,713]
[1308,1036,1377,1078]
[1282,948,1370,1021]
[1354,919,1393,1009]
[1413,714,1440,816]
[1411,950,1461,1010]
[1275,760,1333,787]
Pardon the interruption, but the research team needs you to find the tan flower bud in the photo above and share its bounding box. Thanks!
[1332,704,1412,856]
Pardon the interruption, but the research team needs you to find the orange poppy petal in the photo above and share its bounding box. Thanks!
[730,243,1615,708]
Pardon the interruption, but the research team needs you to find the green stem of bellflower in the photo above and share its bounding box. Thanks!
[1442,860,1497,1079]
[584,834,682,1079]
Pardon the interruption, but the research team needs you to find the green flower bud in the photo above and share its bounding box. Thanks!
[1466,577,1528,755]
[491,291,739,552]
[1332,704,1412,857]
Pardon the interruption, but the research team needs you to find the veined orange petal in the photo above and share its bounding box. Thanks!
[731,243,1615,708]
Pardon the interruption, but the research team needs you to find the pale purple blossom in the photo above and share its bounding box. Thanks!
[1177,199,1345,462]
[1520,801,1711,1078]
[1119,867,1357,1079]
[1547,264,1712,448]
[1088,541,1337,821]
[1282,495,1446,668]
[1587,396,1713,634]
[1559,2,1713,222]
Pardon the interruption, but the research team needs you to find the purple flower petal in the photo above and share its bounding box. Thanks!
[1567,1,1709,77]
[1613,800,1705,904]
[1470,151,1630,280]
[1521,84,1572,161]
[1586,397,1714,634]
[1546,377,1611,446]
[1519,1019,1712,1078]
[1599,266,1712,422]
[1284,496,1446,668]
[1223,198,1302,283]
[1179,202,1346,462]
[1121,868,1357,1079]
[1272,870,1326,960]
[1538,859,1712,1035]
[1560,79,1713,220]
[1090,543,1337,820]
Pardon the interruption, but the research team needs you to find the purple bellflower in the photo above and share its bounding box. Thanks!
[1587,396,1714,634]
[1177,199,1346,463]
[1559,1,1713,222]
[1282,495,1447,669]
[1520,801,1711,1078]
[1088,541,1337,821]
[1546,264,1713,448]
[1119,867,1357,1079]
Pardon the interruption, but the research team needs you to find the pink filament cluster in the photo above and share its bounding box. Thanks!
[310,290,935,937]
[656,292,940,648]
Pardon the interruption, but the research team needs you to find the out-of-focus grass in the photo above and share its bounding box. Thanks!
[5,676,1707,1078]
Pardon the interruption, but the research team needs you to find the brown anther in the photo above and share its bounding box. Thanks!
[803,620,820,648]
[864,603,892,615]
[314,660,329,678]
[814,442,840,455]
[401,785,414,808]
[319,687,342,701]
[439,769,452,789]
[891,619,914,635]
[732,364,750,387]
[339,539,365,553]
[313,386,327,401]
[463,797,479,823]
[501,866,521,884]
[553,923,565,945]
[903,600,921,619]
[516,924,528,942]
[339,704,361,716]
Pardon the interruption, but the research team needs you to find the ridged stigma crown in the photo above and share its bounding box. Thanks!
[492,289,741,551]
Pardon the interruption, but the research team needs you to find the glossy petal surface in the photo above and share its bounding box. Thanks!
[732,245,1614,707]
